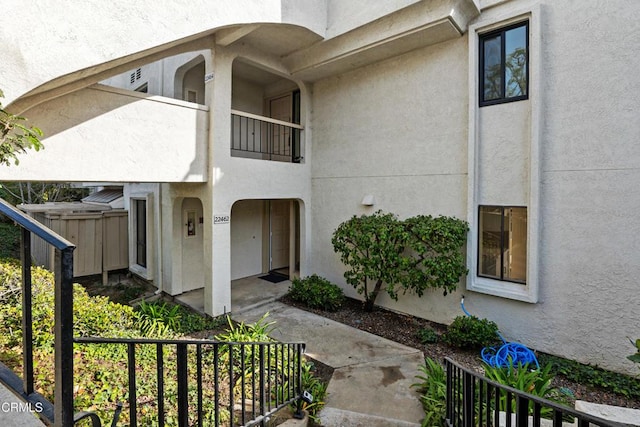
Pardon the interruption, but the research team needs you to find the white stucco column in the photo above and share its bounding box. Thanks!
[204,46,234,316]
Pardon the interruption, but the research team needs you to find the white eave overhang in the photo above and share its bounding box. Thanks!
[283,0,480,82]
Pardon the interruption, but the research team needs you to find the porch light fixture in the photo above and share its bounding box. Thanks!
[361,194,376,206]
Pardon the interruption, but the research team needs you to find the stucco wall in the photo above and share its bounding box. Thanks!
[310,0,640,375]
[310,36,469,322]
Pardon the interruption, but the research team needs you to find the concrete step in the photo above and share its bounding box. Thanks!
[318,407,420,427]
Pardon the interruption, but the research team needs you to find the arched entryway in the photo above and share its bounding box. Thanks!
[230,199,300,280]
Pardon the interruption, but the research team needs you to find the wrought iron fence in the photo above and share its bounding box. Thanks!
[0,198,305,427]
[74,337,304,427]
[231,110,303,163]
[444,357,626,427]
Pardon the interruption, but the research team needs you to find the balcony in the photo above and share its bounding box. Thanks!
[231,110,303,163]
[0,85,209,183]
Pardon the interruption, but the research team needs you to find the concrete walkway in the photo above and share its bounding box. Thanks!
[0,385,46,427]
[234,301,424,426]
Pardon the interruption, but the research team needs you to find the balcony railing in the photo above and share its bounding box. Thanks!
[231,110,303,163]
[0,197,305,427]
[444,357,625,427]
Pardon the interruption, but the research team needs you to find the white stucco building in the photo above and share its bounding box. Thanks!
[1,0,639,375]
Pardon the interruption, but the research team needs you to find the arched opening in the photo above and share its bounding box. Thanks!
[174,55,205,103]
[231,59,304,163]
[230,199,301,281]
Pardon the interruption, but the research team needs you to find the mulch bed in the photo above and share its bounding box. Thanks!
[279,295,640,410]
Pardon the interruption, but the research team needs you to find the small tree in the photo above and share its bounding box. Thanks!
[332,211,468,311]
[331,211,408,311]
[0,89,43,166]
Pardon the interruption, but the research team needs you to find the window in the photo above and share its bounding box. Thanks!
[479,21,528,106]
[134,199,147,268]
[478,206,527,283]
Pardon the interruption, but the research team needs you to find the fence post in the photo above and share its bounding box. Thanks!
[20,227,34,395]
[54,247,75,427]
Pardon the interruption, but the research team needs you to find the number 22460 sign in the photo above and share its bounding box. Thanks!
[214,215,230,224]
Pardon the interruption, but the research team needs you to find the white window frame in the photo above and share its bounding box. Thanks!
[466,4,541,303]
[129,193,154,280]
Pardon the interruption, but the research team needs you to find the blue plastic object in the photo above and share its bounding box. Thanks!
[460,296,539,369]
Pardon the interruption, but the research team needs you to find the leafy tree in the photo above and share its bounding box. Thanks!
[331,211,469,311]
[332,211,408,311]
[0,181,88,205]
[0,89,43,166]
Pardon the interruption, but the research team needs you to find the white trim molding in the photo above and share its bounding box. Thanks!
[466,3,542,303]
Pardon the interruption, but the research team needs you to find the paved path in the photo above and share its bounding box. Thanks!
[0,385,46,427]
[234,301,424,426]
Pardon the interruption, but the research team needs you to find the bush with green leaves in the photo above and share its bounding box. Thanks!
[0,88,43,166]
[0,223,19,258]
[442,315,500,349]
[0,259,318,426]
[484,360,573,418]
[412,357,447,427]
[540,353,640,399]
[417,327,439,345]
[287,274,345,311]
[332,211,468,311]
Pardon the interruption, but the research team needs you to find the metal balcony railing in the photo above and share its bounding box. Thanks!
[231,110,303,163]
[444,357,625,427]
[0,197,305,427]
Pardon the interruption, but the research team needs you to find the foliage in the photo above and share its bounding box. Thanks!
[539,353,640,399]
[134,300,225,336]
[0,181,89,206]
[412,357,447,427]
[331,211,468,311]
[628,338,640,364]
[0,222,19,258]
[417,327,439,345]
[287,274,345,311]
[0,89,43,166]
[484,360,573,418]
[297,361,328,422]
[135,300,182,336]
[0,259,307,426]
[442,315,500,350]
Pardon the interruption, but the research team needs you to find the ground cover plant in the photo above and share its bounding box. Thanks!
[0,259,325,426]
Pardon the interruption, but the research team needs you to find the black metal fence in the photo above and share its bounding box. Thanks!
[0,197,75,426]
[444,358,626,427]
[0,198,305,427]
[231,111,302,163]
[74,337,304,427]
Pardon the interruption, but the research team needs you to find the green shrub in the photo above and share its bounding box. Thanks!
[287,274,345,311]
[412,357,447,427]
[0,223,19,258]
[417,327,439,344]
[484,360,573,417]
[297,361,328,422]
[442,315,500,349]
[540,353,640,399]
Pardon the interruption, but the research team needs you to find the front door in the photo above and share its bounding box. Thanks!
[269,200,290,271]
[269,94,292,160]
